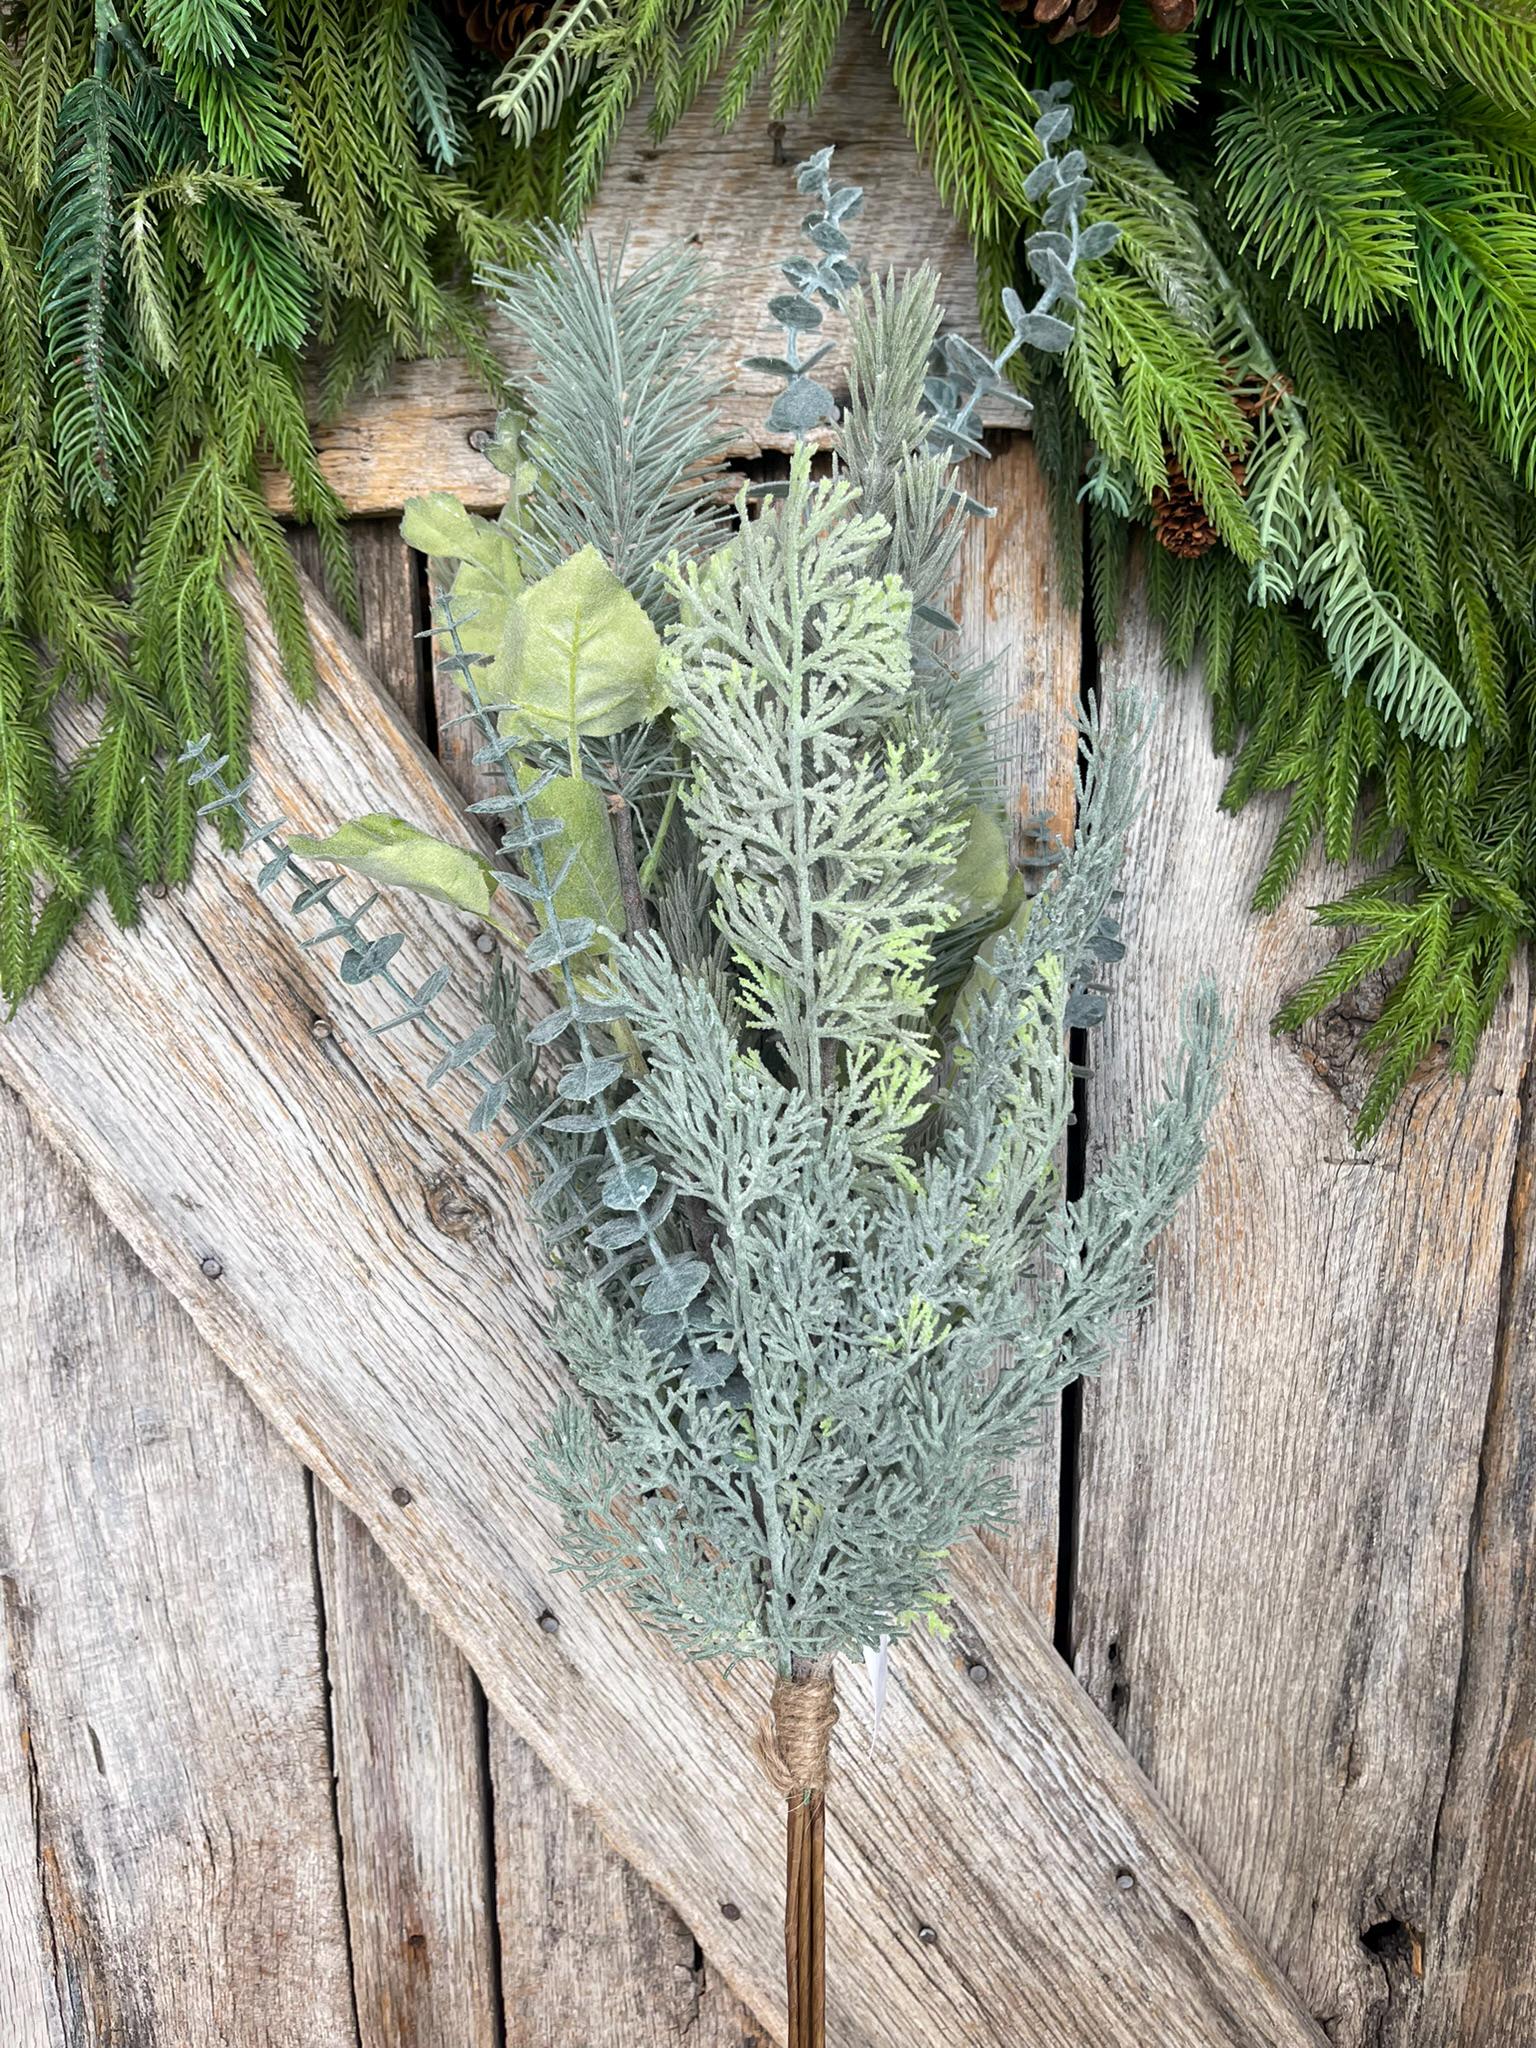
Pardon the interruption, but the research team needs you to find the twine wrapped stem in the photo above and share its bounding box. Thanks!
[758,1661,838,2048]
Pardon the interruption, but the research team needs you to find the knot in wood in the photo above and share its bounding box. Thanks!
[757,1669,838,1796]
[422,1171,490,1242]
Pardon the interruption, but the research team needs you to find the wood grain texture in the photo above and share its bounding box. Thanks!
[494,1726,768,2048]
[1075,574,1532,2046]
[314,1496,502,2048]
[1404,1058,1536,2048]
[291,520,428,723]
[291,518,505,2048]
[0,564,1323,2048]
[957,435,1082,1619]
[262,17,1009,519]
[0,1085,359,2048]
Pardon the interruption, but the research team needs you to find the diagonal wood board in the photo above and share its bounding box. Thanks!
[0,565,1323,2048]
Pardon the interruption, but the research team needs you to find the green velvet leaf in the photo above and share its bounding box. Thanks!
[505,545,663,772]
[288,815,511,931]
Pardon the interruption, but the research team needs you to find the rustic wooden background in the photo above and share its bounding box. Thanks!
[3,29,1534,2048]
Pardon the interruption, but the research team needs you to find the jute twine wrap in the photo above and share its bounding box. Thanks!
[757,1668,839,1795]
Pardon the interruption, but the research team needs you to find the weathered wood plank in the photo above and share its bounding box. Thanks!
[0,565,1323,2048]
[289,522,505,2048]
[494,1725,768,2048]
[315,1497,503,2048]
[959,435,1082,1619]
[1405,1060,1536,2048]
[263,18,1009,519]
[291,519,428,723]
[0,1525,64,2048]
[0,1084,359,2048]
[1076,575,1532,2046]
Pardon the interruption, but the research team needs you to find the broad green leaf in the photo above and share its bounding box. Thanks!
[505,545,663,774]
[945,805,1010,926]
[403,492,524,680]
[287,815,514,933]
[517,766,624,973]
[402,492,481,563]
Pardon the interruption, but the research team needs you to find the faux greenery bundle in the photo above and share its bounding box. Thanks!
[0,0,559,1002]
[490,0,1536,1138]
[190,117,1224,2040]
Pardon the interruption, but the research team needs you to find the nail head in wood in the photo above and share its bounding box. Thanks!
[721,1901,742,1922]
[967,1660,991,1685]
[537,1608,560,1634]
[918,1924,939,1946]
[467,427,493,453]
[390,1484,413,1507]
[310,1017,333,1041]
[474,930,495,955]
[1115,1869,1136,1891]
[199,1254,223,1279]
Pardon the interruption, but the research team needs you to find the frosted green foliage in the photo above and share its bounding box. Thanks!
[212,139,1224,1681]
[536,697,1224,1669]
[661,450,966,1167]
[479,230,734,621]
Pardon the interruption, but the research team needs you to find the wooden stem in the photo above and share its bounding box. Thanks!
[785,1786,827,2048]
[605,788,651,941]
[765,1663,836,2048]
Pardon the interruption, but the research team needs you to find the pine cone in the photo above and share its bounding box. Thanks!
[1001,0,1125,42]
[1152,449,1232,560]
[440,0,551,62]
[1001,0,1194,39]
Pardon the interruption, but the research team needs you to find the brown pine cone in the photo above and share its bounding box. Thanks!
[441,0,551,62]
[1152,451,1227,559]
[1001,0,1193,38]
[1001,0,1125,41]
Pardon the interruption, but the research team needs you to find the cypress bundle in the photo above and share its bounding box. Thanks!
[191,120,1224,2038]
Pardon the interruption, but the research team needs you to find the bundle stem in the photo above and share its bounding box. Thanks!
[785,1785,827,2048]
[761,1662,837,2048]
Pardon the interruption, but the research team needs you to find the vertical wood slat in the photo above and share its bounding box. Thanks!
[1076,578,1532,2045]
[493,1729,769,2048]
[956,436,1082,1622]
[0,1086,359,2048]
[314,1497,503,2048]
[289,519,505,2048]
[1409,1062,1536,2048]
[291,520,427,725]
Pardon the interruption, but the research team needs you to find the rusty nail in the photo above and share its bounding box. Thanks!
[391,1485,413,1507]
[199,1254,223,1279]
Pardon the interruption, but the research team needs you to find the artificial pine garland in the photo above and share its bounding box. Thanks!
[0,0,559,1003]
[186,120,1224,2040]
[488,0,1536,1139]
